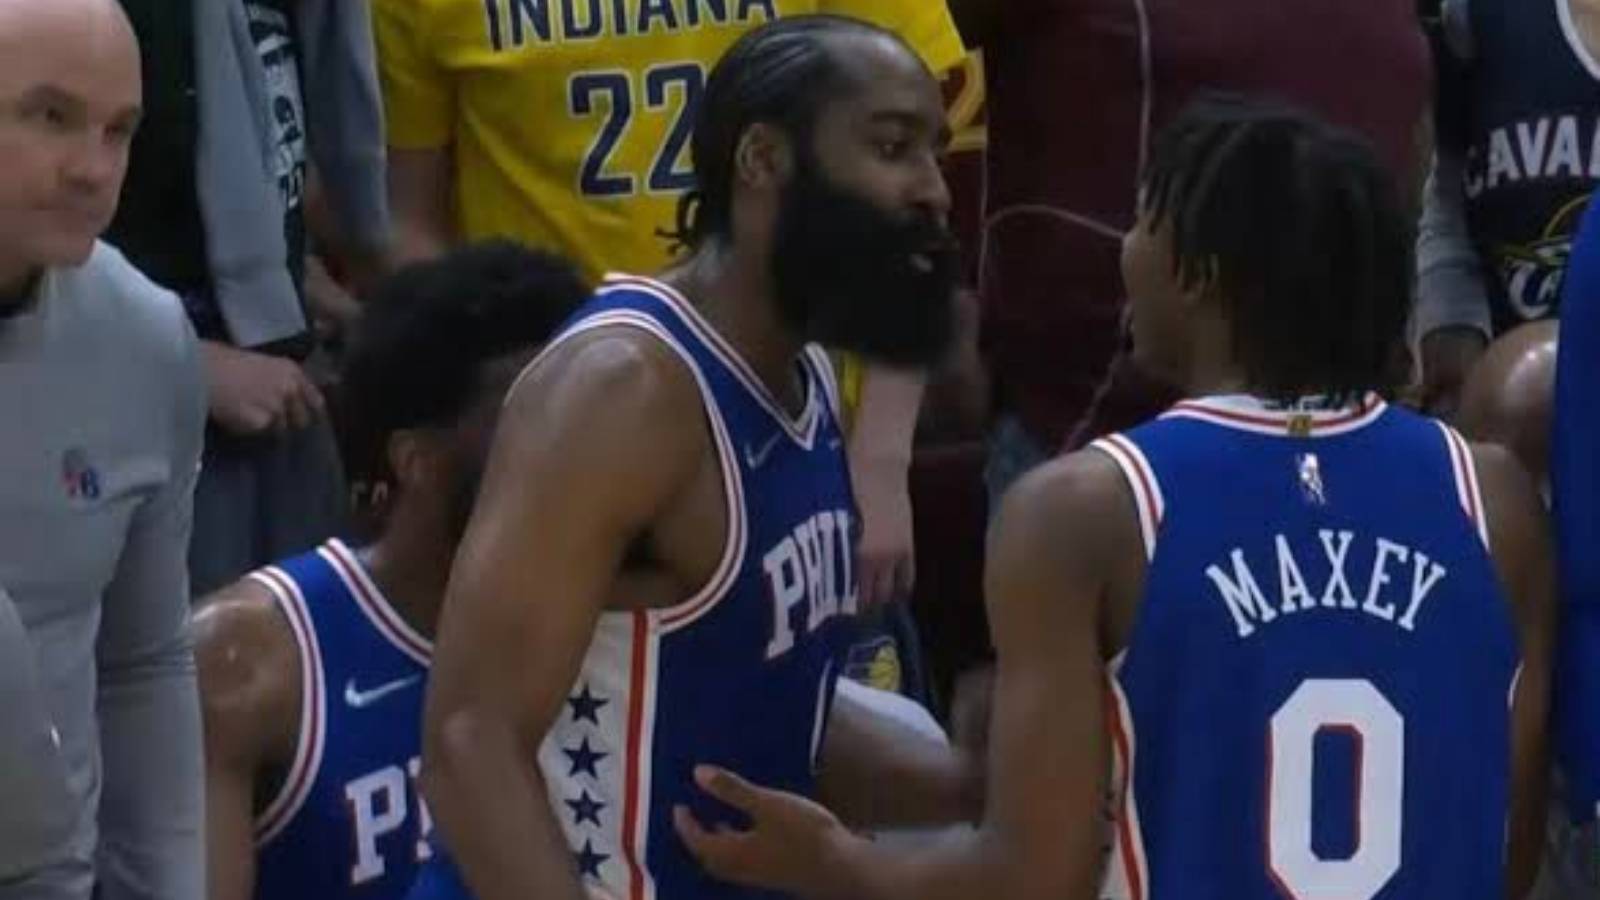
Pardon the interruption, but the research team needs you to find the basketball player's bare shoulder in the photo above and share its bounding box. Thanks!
[504,326,705,458]
[193,579,301,766]
[1468,439,1556,620]
[1458,321,1558,484]
[987,448,1142,616]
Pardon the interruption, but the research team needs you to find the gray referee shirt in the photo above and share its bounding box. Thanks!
[0,242,205,899]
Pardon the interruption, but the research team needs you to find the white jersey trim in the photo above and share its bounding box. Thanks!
[1090,434,1165,561]
[601,274,822,449]
[321,540,433,667]
[249,566,328,846]
[803,345,844,426]
[539,613,661,900]
[1438,423,1492,550]
[1103,657,1150,900]
[1161,394,1388,438]
[620,612,660,900]
[537,310,748,633]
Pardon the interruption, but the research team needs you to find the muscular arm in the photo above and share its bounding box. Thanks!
[832,454,1124,899]
[421,332,707,900]
[193,584,302,900]
[849,366,926,605]
[388,148,456,265]
[685,452,1132,900]
[815,680,982,831]
[1473,443,1557,899]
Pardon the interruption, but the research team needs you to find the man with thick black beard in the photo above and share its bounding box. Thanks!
[408,15,981,900]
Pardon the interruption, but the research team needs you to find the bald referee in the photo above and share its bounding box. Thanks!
[0,0,205,896]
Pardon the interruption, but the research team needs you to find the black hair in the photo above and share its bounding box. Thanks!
[337,240,587,486]
[1141,95,1415,404]
[664,14,916,252]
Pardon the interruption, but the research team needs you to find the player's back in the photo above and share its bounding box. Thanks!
[251,540,433,900]
[1092,395,1519,899]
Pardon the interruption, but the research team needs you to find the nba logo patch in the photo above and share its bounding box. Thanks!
[1296,453,1326,506]
[61,448,101,502]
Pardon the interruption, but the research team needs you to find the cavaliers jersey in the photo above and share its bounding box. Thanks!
[1449,0,1600,332]
[1090,395,1519,899]
[372,0,964,283]
[408,274,859,900]
[250,540,434,900]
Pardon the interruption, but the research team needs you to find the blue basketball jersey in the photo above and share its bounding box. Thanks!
[407,274,859,900]
[1090,395,1520,900]
[251,540,434,900]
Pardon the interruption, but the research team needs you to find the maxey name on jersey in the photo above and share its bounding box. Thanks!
[1204,530,1450,639]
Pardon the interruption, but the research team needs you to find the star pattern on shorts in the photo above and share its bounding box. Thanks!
[575,838,609,879]
[563,736,606,779]
[565,789,605,828]
[567,684,610,725]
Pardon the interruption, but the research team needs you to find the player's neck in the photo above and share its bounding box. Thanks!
[670,245,807,415]
[360,517,451,640]
[1181,325,1251,400]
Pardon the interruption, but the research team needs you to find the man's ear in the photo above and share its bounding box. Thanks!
[733,121,796,192]
[385,429,436,492]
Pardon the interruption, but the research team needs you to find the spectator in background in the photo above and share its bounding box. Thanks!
[0,0,205,894]
[107,0,391,594]
[371,1,965,672]
[950,0,1431,504]
[1414,0,1600,418]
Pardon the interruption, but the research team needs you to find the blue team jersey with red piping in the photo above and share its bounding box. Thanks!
[1090,396,1519,900]
[407,274,860,900]
[251,540,434,900]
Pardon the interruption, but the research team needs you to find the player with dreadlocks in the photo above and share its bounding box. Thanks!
[674,96,1557,900]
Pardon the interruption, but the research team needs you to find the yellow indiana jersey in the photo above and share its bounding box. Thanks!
[374,0,966,283]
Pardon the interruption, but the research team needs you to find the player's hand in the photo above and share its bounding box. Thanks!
[851,451,915,607]
[305,252,363,339]
[673,765,850,898]
[201,341,326,435]
[1418,326,1489,420]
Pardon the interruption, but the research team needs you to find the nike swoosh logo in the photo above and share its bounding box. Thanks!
[344,675,422,709]
[744,432,783,469]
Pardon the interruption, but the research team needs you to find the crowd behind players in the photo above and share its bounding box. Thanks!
[1,0,1598,897]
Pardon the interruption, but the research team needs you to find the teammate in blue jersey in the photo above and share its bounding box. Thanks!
[675,97,1558,900]
[1555,190,1600,876]
[1456,321,1600,896]
[192,242,589,900]
[415,15,982,900]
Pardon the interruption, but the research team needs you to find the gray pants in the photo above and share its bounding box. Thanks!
[0,586,90,897]
[189,417,346,597]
